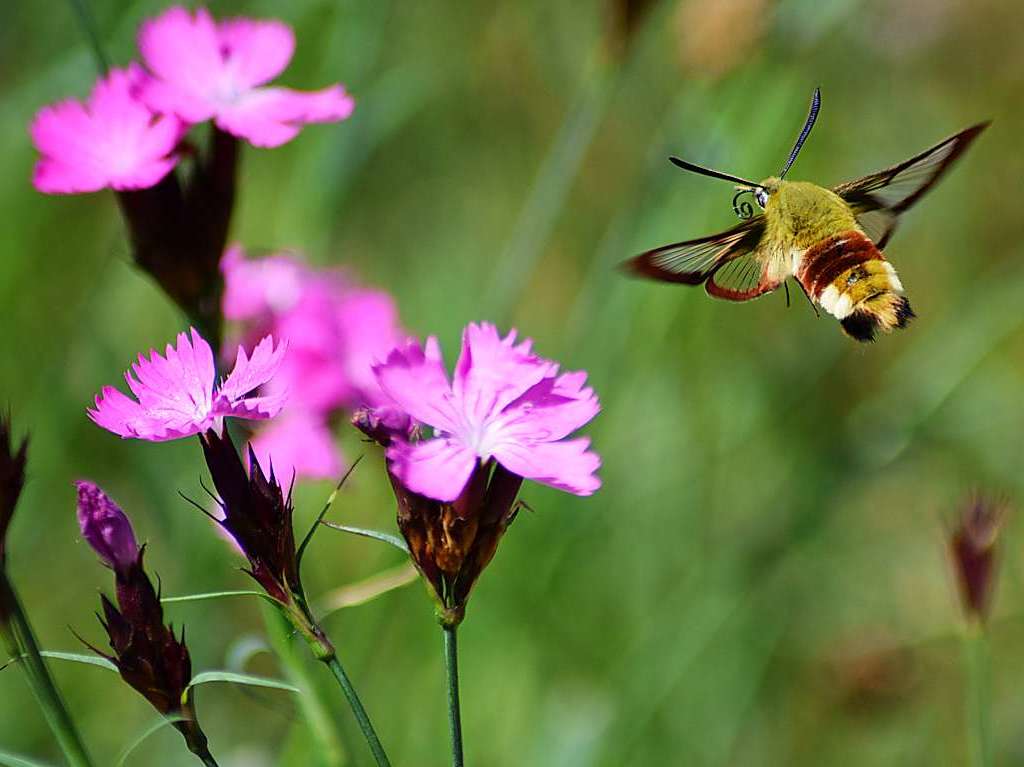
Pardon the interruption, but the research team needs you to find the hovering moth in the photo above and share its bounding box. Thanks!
[626,89,988,341]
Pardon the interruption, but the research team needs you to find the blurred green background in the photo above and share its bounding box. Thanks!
[2,0,1024,764]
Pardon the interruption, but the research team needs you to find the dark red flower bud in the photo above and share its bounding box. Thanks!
[87,547,211,759]
[115,128,238,348]
[0,415,28,564]
[388,458,522,627]
[949,496,1008,624]
[199,429,299,605]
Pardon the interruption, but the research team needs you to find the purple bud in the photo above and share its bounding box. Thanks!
[76,481,139,571]
[352,406,414,447]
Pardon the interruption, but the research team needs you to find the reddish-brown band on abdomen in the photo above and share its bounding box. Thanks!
[796,231,882,298]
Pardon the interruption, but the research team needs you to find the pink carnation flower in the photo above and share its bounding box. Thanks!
[30,65,182,194]
[89,328,287,441]
[138,6,355,148]
[374,323,601,502]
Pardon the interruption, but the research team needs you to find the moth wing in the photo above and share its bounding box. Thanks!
[833,122,989,248]
[705,243,788,301]
[627,217,785,301]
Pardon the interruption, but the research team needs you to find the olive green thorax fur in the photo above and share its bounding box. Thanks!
[759,178,859,251]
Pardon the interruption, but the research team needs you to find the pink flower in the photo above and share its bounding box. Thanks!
[222,246,403,410]
[221,245,307,321]
[250,410,343,481]
[138,6,355,148]
[89,328,287,441]
[30,65,182,194]
[374,323,601,502]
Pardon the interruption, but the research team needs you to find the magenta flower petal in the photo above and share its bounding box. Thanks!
[217,18,295,89]
[491,438,601,496]
[490,371,601,443]
[372,322,602,501]
[89,328,284,442]
[221,245,306,320]
[250,410,343,481]
[76,481,139,571]
[214,86,354,148]
[30,66,181,194]
[215,334,287,415]
[138,6,354,147]
[137,6,222,123]
[452,323,554,427]
[386,438,479,503]
[374,338,460,435]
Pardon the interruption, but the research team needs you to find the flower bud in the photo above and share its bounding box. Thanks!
[76,481,139,573]
[389,458,522,627]
[949,496,1007,625]
[199,429,300,605]
[0,416,28,564]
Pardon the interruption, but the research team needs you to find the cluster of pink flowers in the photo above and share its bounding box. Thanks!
[30,6,354,194]
[221,246,405,480]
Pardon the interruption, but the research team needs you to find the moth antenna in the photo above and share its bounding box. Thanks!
[779,87,821,179]
[668,157,762,189]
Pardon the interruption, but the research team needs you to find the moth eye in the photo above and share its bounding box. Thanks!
[755,189,768,207]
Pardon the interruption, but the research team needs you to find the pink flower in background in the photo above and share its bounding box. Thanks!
[221,245,307,321]
[250,410,343,481]
[89,328,287,441]
[374,323,601,502]
[138,6,355,148]
[221,246,404,480]
[30,65,182,194]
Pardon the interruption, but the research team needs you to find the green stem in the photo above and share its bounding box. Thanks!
[966,626,991,761]
[198,753,220,767]
[442,624,464,767]
[324,656,392,767]
[65,0,109,74]
[965,625,993,767]
[263,606,348,767]
[0,571,96,767]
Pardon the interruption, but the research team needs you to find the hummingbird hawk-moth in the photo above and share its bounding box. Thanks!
[626,89,988,341]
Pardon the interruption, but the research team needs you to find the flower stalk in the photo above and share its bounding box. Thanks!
[442,624,464,767]
[964,625,992,767]
[0,572,97,767]
[199,429,391,767]
[1,416,95,767]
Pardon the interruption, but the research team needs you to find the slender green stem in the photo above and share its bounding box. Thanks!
[0,571,95,767]
[965,625,993,767]
[65,0,109,74]
[442,624,464,767]
[324,656,392,767]
[263,606,349,767]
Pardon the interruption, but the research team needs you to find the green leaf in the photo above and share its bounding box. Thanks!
[317,563,419,618]
[297,456,362,567]
[0,750,55,767]
[1,651,117,673]
[319,522,409,553]
[115,715,186,767]
[161,590,274,606]
[187,670,300,694]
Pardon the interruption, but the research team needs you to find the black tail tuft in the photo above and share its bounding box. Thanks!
[894,296,915,329]
[841,311,878,342]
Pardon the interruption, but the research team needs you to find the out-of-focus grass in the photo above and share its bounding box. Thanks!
[2,0,1024,765]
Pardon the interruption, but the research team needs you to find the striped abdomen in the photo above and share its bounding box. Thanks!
[795,231,914,342]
